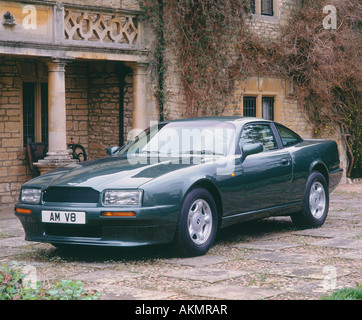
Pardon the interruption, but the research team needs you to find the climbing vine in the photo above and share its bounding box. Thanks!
[139,0,267,117]
[139,0,166,121]
[139,0,361,178]
[276,0,361,177]
[165,0,252,116]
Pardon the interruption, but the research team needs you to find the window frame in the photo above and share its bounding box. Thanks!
[250,0,278,19]
[237,122,281,155]
[22,82,36,147]
[262,96,274,121]
[250,0,256,14]
[261,0,274,16]
[241,93,278,121]
[243,96,257,117]
[274,123,303,148]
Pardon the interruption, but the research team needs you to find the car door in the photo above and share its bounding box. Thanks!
[239,123,292,212]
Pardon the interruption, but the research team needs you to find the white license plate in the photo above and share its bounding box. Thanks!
[42,210,86,224]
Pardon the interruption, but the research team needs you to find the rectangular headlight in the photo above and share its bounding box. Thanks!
[21,188,42,204]
[103,190,143,206]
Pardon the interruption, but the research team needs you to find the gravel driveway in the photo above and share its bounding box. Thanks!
[0,183,361,300]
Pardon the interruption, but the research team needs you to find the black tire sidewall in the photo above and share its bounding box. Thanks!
[176,188,218,256]
[303,171,329,227]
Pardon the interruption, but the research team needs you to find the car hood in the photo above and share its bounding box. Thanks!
[24,155,202,191]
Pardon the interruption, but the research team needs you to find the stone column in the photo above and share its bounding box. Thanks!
[47,59,68,152]
[132,62,148,133]
[34,58,76,173]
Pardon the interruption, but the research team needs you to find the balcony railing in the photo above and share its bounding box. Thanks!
[0,0,143,50]
[63,4,142,48]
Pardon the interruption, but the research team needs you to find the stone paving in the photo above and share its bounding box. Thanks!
[0,183,361,300]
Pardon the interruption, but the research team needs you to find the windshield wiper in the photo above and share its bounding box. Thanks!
[139,150,160,154]
[175,150,223,156]
[138,150,224,156]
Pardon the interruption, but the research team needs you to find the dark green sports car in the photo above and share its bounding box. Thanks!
[15,117,343,255]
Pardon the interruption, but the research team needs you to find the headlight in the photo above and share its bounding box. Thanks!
[21,188,42,204]
[103,190,143,206]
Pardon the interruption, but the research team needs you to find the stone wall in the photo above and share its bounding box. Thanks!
[0,57,134,206]
[162,0,301,121]
[65,62,89,151]
[66,61,134,160]
[0,0,148,208]
[123,72,134,143]
[160,0,348,180]
[87,61,134,159]
[88,61,121,159]
[247,0,298,39]
[0,57,34,206]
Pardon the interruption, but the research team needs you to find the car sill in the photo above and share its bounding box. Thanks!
[220,201,303,229]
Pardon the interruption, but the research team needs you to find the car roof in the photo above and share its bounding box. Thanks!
[163,116,273,126]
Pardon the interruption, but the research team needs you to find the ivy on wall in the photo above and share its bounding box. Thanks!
[276,0,361,178]
[139,0,361,178]
[139,0,265,117]
[139,0,166,121]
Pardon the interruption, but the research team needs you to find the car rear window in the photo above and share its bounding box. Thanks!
[275,124,303,147]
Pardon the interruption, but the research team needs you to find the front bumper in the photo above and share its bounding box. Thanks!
[14,204,178,247]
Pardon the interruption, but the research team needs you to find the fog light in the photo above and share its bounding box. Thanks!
[101,211,136,217]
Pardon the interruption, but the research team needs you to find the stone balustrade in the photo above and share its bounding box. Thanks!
[0,0,144,51]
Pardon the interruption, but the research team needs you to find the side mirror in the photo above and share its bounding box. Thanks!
[106,146,119,156]
[242,143,263,158]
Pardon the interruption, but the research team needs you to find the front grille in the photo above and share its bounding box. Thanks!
[43,187,100,204]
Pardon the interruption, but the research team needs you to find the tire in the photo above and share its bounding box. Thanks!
[291,171,329,228]
[174,188,218,256]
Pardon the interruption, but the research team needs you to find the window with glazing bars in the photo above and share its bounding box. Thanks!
[262,97,274,120]
[250,0,256,14]
[23,83,35,146]
[261,0,273,16]
[22,82,48,146]
[243,96,257,117]
[41,83,48,145]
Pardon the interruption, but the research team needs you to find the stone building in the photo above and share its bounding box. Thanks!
[161,0,347,177]
[0,0,347,208]
[0,0,158,206]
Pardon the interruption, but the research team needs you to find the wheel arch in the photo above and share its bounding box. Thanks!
[310,162,329,187]
[186,179,223,224]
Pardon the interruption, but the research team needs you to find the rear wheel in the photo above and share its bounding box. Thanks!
[174,188,218,256]
[291,171,329,228]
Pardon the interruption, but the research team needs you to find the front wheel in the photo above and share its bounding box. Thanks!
[291,171,329,228]
[174,188,218,256]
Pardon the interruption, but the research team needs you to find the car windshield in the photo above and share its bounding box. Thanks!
[118,121,236,157]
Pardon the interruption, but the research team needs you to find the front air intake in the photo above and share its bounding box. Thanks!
[43,187,100,204]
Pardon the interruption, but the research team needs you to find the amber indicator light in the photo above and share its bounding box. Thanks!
[101,211,136,217]
[16,208,32,214]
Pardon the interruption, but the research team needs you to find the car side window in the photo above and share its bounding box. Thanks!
[275,124,302,147]
[239,124,278,152]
